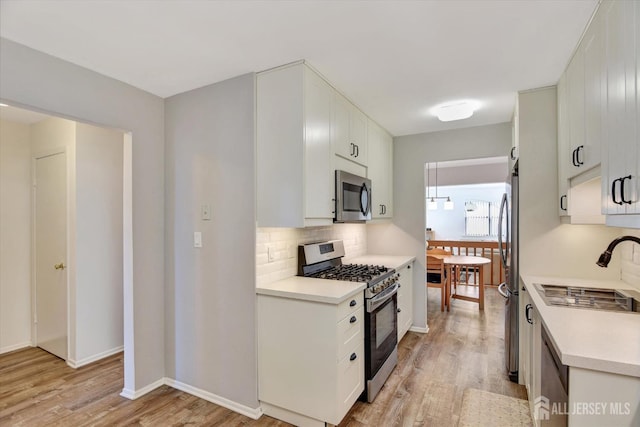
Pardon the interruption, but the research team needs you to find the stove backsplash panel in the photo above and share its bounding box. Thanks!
[256,224,367,286]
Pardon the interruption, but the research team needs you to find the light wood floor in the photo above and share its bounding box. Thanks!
[0,287,526,426]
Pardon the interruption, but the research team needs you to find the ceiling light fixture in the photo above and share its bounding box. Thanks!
[431,100,480,122]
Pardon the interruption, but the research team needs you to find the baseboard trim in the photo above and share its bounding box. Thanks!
[67,345,124,369]
[0,341,32,355]
[120,377,166,400]
[165,378,263,420]
[410,326,429,334]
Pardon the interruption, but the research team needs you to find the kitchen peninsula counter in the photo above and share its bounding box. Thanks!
[522,274,640,377]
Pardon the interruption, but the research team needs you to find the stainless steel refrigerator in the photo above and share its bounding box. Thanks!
[498,161,519,383]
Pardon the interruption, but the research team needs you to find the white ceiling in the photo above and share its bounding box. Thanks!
[0,0,598,137]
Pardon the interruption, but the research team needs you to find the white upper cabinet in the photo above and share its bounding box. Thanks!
[367,118,393,219]
[557,73,570,217]
[510,100,519,170]
[257,62,334,227]
[561,8,603,180]
[600,0,639,226]
[566,43,587,177]
[558,0,639,228]
[332,92,368,167]
[581,13,604,174]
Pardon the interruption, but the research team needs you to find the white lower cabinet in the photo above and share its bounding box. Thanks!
[258,293,364,426]
[397,262,413,341]
[523,289,640,427]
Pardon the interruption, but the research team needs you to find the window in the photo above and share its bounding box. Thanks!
[464,200,501,237]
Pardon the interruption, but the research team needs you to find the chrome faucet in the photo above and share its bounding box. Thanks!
[596,236,640,267]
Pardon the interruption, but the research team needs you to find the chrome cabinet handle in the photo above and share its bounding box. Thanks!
[560,195,567,211]
[525,304,534,324]
[350,353,357,361]
[350,316,357,324]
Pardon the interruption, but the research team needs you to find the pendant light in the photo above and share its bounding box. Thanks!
[426,162,454,210]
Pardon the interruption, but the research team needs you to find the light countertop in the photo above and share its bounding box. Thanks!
[256,276,365,305]
[345,255,416,270]
[256,254,415,305]
[522,274,640,378]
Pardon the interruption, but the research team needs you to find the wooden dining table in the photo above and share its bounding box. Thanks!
[443,255,492,311]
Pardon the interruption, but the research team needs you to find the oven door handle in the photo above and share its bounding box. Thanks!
[367,283,399,313]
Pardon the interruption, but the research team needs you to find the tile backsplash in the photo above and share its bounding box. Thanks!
[256,224,367,286]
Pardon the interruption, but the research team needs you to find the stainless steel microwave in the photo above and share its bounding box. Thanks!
[335,170,372,223]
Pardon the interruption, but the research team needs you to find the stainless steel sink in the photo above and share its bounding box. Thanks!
[535,283,640,313]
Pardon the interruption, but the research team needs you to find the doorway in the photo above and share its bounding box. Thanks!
[0,105,129,367]
[425,156,509,310]
[34,150,68,359]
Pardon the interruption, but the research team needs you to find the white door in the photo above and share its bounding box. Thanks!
[35,152,67,360]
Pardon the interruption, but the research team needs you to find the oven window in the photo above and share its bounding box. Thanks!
[375,301,395,347]
[343,182,362,212]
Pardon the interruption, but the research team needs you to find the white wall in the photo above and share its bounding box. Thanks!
[368,122,512,329]
[75,123,123,363]
[517,87,621,281]
[0,119,32,353]
[0,37,165,394]
[164,73,258,412]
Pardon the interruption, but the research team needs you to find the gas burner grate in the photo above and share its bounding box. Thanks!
[307,264,389,282]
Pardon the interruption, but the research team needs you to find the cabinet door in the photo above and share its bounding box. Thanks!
[304,68,334,220]
[333,93,352,161]
[367,119,393,219]
[567,47,586,178]
[397,263,413,341]
[602,0,639,216]
[582,14,604,173]
[350,107,368,166]
[510,100,519,170]
[332,93,368,167]
[557,73,570,217]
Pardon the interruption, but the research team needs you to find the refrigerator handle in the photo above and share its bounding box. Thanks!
[498,282,509,299]
[498,193,509,269]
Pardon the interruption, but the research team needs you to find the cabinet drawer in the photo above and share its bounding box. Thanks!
[337,306,364,358]
[337,294,363,321]
[337,343,364,421]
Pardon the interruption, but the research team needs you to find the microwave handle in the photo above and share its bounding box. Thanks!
[360,183,370,216]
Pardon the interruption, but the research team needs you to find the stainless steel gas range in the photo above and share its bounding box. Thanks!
[298,240,399,402]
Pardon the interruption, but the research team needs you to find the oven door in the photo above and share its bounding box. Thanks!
[365,287,398,378]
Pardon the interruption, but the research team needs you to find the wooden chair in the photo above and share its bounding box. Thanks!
[426,248,451,311]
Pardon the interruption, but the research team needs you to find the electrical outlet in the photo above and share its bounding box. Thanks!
[267,245,275,262]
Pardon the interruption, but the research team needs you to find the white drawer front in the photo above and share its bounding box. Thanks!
[337,293,363,321]
[337,306,364,358]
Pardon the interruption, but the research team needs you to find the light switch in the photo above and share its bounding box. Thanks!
[201,205,211,220]
[194,232,202,248]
